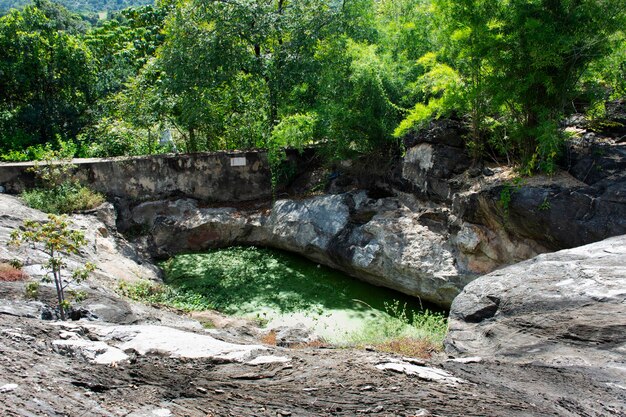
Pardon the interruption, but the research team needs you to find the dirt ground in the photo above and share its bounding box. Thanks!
[1,306,624,417]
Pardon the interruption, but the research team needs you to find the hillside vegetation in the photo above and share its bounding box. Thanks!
[0,0,150,15]
[1,0,624,173]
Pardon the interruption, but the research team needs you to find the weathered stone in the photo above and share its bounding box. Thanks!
[0,195,160,288]
[457,176,626,250]
[0,300,45,319]
[0,151,273,203]
[271,326,317,348]
[86,324,273,363]
[446,235,626,375]
[375,361,466,385]
[403,118,467,149]
[401,119,472,202]
[140,192,474,306]
[402,143,472,201]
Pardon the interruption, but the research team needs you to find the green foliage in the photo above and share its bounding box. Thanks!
[27,143,76,186]
[117,279,215,311]
[20,146,104,213]
[119,246,447,346]
[0,0,624,175]
[22,181,104,214]
[0,0,151,16]
[538,197,551,211]
[267,112,316,190]
[25,281,40,299]
[425,0,626,171]
[393,52,463,137]
[499,184,513,215]
[271,113,317,150]
[499,177,524,215]
[0,2,96,155]
[346,299,448,352]
[9,258,23,269]
[8,214,95,320]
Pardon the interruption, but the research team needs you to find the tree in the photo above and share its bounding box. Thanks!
[154,0,353,152]
[431,0,626,170]
[84,5,167,98]
[0,2,95,152]
[488,0,626,170]
[9,214,95,320]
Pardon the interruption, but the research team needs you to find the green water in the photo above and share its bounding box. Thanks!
[161,246,445,343]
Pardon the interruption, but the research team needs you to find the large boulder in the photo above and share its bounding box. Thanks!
[446,234,626,374]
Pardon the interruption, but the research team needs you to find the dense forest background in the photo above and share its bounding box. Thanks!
[0,0,625,173]
[0,0,151,16]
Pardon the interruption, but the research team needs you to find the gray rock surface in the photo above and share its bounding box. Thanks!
[401,119,472,202]
[51,322,283,365]
[0,173,625,415]
[446,234,626,375]
[139,192,479,306]
[132,187,554,307]
[0,194,160,287]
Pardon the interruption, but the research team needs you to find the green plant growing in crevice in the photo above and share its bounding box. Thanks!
[346,299,448,357]
[25,281,40,299]
[499,184,512,215]
[21,146,104,214]
[538,197,551,211]
[9,214,95,320]
[499,177,525,216]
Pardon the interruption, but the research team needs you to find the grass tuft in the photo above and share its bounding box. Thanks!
[374,337,440,358]
[22,181,104,214]
[344,301,448,357]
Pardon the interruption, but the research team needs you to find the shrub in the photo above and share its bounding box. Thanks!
[25,282,40,299]
[22,181,105,214]
[8,214,95,320]
[19,144,105,214]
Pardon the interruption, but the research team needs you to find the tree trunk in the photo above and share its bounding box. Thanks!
[188,127,197,153]
[53,267,66,321]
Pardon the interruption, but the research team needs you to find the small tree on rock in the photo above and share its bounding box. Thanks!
[9,214,95,320]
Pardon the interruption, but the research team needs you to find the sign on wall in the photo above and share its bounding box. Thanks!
[230,156,247,167]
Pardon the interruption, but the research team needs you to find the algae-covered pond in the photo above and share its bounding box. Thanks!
[152,247,446,344]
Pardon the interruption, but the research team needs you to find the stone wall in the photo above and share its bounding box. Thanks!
[0,151,275,203]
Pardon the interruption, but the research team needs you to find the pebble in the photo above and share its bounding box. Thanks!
[0,383,18,393]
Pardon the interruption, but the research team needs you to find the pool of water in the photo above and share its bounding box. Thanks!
[162,246,445,343]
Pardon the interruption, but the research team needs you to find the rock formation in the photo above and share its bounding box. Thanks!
[445,235,626,413]
[446,235,626,363]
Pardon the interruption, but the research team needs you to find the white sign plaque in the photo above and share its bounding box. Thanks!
[230,156,247,167]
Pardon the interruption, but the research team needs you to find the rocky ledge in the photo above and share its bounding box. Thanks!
[1,194,625,415]
[127,190,546,307]
[446,235,626,414]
